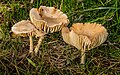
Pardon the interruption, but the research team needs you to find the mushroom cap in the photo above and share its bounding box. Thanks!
[29,6,69,34]
[38,6,69,26]
[62,23,108,50]
[11,20,36,37]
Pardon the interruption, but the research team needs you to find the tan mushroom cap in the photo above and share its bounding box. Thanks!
[29,6,69,34]
[11,20,37,37]
[62,23,108,50]
[38,6,69,26]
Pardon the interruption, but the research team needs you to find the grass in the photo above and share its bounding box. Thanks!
[0,0,120,75]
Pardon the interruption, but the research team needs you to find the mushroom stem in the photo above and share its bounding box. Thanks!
[29,35,33,53]
[34,36,44,55]
[80,48,86,64]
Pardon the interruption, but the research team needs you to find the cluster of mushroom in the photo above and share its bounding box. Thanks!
[11,6,69,54]
[11,6,108,64]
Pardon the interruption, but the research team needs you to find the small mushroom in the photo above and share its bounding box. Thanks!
[62,23,108,64]
[11,20,40,53]
[29,6,69,54]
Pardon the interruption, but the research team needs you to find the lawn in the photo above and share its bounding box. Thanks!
[0,0,120,75]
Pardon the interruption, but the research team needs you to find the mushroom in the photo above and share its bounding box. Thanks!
[29,6,69,54]
[11,20,41,53]
[62,23,108,64]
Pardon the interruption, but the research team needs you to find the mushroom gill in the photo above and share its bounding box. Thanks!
[62,23,108,64]
[30,6,69,34]
[29,6,69,54]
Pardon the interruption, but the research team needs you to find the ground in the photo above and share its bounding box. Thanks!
[0,0,120,75]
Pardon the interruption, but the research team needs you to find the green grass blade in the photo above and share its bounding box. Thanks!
[26,58,36,67]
